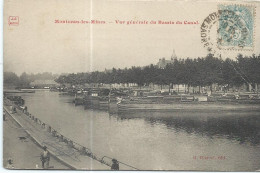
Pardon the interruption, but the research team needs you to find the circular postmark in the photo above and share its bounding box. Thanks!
[201,5,254,54]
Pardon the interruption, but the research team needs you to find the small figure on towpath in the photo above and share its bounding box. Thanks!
[10,106,16,114]
[40,146,50,169]
[6,158,14,169]
[23,106,27,113]
[111,159,119,170]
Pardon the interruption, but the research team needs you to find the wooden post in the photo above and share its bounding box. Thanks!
[59,135,64,142]
[68,140,74,148]
[80,147,87,155]
[52,130,57,137]
[48,126,51,133]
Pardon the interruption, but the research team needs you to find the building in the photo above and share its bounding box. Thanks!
[156,49,177,69]
[30,79,58,88]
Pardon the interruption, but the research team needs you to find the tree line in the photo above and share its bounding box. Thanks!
[4,54,260,91]
[55,54,260,91]
[4,72,58,88]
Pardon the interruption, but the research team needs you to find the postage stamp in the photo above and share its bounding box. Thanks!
[217,4,255,50]
[8,16,19,26]
[201,4,255,54]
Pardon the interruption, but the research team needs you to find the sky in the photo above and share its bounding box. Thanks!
[3,0,260,75]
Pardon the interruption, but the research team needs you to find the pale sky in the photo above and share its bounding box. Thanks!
[4,0,260,75]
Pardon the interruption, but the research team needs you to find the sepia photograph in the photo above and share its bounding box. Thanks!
[2,0,260,171]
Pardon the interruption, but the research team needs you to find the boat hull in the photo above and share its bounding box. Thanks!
[117,102,260,114]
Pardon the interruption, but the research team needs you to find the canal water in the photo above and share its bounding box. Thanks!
[18,91,260,171]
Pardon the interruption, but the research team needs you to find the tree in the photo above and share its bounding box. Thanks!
[53,54,260,93]
[19,72,33,87]
[4,72,20,86]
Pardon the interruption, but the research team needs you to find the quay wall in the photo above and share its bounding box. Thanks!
[3,105,76,169]
[3,98,113,170]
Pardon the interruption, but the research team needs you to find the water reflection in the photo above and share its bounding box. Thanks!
[14,91,260,170]
[113,111,260,146]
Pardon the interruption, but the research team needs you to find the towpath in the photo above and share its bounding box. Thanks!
[3,99,110,170]
[3,109,69,169]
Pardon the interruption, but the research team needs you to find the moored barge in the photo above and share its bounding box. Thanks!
[117,94,260,114]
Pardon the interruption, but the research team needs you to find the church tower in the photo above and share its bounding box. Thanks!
[171,49,177,60]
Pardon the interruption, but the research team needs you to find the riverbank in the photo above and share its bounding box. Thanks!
[3,99,110,170]
[5,91,260,170]
[3,110,69,169]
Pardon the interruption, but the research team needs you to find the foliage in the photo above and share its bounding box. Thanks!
[51,54,260,88]
[4,72,57,88]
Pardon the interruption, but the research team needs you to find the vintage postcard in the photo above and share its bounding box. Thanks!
[2,0,260,171]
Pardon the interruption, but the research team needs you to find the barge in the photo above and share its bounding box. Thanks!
[117,95,260,114]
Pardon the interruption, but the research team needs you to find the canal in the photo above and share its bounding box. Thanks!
[17,91,260,171]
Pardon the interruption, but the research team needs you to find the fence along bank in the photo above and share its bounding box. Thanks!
[4,94,139,170]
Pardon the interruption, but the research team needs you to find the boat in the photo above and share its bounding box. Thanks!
[82,88,110,110]
[116,95,260,114]
[4,90,35,94]
[5,96,25,106]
